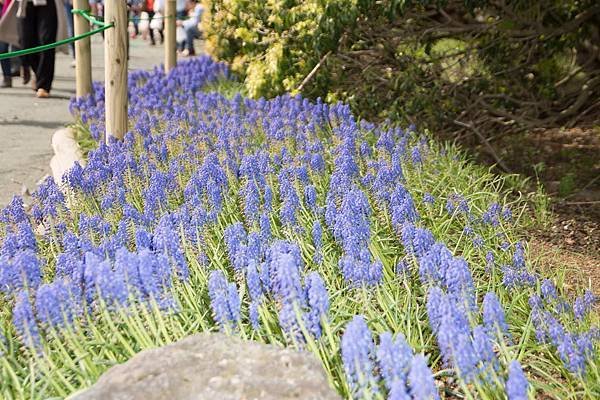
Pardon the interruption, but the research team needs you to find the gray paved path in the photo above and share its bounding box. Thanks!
[0,35,164,207]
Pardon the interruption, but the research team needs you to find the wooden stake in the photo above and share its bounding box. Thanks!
[104,0,128,142]
[73,0,92,97]
[164,0,177,73]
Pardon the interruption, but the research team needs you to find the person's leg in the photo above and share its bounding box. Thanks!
[99,3,105,39]
[147,11,156,45]
[34,2,58,92]
[185,25,200,53]
[0,42,12,87]
[185,25,199,54]
[10,46,22,77]
[20,56,31,85]
[18,4,38,86]
[64,2,75,58]
[132,13,140,37]
[177,35,184,52]
[0,42,11,77]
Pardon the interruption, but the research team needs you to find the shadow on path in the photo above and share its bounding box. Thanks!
[1,119,66,129]
[0,92,72,100]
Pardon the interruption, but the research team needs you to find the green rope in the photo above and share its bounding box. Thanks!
[73,10,189,22]
[0,15,113,61]
[131,14,190,21]
[71,9,107,27]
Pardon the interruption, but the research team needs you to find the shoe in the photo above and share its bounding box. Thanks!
[21,66,31,85]
[1,78,12,88]
[182,48,196,57]
[36,88,50,98]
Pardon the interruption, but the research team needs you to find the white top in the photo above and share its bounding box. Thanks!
[182,4,202,29]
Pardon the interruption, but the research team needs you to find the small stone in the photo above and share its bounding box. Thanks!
[20,184,30,197]
[208,376,225,387]
[68,333,340,400]
[34,224,47,236]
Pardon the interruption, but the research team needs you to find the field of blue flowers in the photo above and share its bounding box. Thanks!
[0,57,598,399]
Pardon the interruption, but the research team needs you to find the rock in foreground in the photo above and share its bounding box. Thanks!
[69,333,340,400]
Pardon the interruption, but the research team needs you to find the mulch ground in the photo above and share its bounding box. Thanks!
[465,126,600,295]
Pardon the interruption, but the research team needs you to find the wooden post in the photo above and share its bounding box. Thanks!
[104,0,128,142]
[164,0,177,73]
[73,0,92,97]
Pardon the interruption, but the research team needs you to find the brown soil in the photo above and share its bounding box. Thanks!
[468,126,600,294]
[529,238,600,295]
[496,127,600,200]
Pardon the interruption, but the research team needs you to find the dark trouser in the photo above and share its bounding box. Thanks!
[18,1,58,91]
[12,51,22,75]
[131,12,140,35]
[185,25,200,52]
[147,11,164,45]
[64,2,75,57]
[0,41,11,78]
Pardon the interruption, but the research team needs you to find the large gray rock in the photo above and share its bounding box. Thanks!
[69,333,340,400]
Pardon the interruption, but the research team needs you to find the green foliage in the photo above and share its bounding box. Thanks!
[558,173,577,198]
[202,0,600,130]
[70,121,98,157]
[202,77,247,99]
[202,0,431,98]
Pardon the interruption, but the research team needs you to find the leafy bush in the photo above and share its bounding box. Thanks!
[202,0,600,133]
[0,57,598,399]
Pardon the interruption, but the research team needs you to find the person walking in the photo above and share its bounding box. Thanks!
[0,0,68,98]
[144,0,163,46]
[0,0,28,87]
[19,1,59,98]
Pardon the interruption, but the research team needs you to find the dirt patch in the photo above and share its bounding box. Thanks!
[527,204,600,297]
[529,237,600,296]
[483,126,600,199]
[466,126,600,295]
[467,126,598,201]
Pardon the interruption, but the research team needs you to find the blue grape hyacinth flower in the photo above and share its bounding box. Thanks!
[208,270,240,331]
[341,316,376,396]
[506,360,529,400]
[407,354,439,400]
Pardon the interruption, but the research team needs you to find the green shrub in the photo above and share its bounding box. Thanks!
[202,0,600,131]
